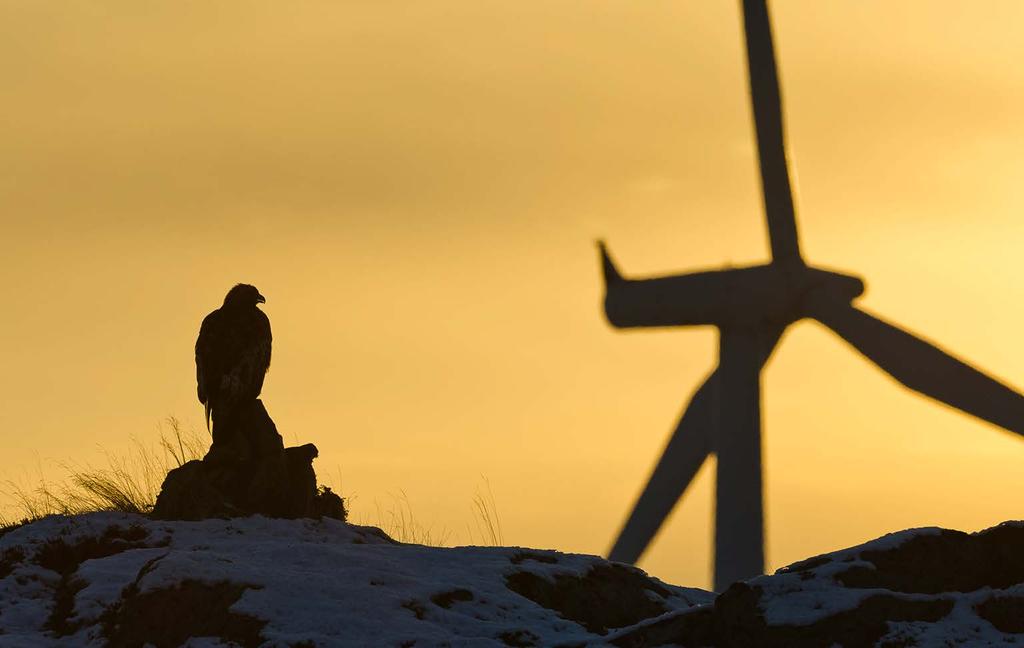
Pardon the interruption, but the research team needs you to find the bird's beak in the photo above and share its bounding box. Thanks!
[257,294,266,304]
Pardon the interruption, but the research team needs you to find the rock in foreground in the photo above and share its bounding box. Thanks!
[2,515,1023,646]
[152,399,344,521]
[615,521,1024,647]
[0,513,708,647]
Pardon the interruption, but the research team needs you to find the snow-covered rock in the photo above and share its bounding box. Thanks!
[3,515,1023,647]
[0,513,709,647]
[614,521,1024,647]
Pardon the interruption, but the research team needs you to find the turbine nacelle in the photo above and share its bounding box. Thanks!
[600,242,864,329]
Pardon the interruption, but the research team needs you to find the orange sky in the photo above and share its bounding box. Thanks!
[3,1,1024,590]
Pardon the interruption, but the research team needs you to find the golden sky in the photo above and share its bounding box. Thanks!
[3,1,1024,590]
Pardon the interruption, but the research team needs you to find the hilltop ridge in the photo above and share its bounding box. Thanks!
[1,514,1022,646]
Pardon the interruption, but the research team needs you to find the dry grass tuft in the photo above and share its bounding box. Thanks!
[371,491,453,547]
[469,477,504,547]
[1,417,205,523]
[350,477,504,548]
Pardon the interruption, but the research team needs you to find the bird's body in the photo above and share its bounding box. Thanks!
[196,284,271,435]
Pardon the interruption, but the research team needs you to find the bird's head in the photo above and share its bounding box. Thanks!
[223,283,266,308]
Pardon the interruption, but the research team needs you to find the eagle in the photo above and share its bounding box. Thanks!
[195,284,272,433]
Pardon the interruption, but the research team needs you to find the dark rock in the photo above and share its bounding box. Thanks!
[104,579,266,648]
[711,584,952,648]
[281,444,319,517]
[975,594,1024,633]
[402,599,427,620]
[431,588,473,608]
[499,629,540,646]
[208,399,283,463]
[836,523,1024,593]
[152,399,346,522]
[611,606,713,648]
[46,576,88,637]
[506,563,670,634]
[710,582,766,647]
[151,459,243,520]
[0,547,25,579]
[36,524,151,576]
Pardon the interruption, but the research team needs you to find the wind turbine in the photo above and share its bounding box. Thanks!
[600,0,1024,592]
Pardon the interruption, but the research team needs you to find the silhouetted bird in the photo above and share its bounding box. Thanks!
[196,284,272,433]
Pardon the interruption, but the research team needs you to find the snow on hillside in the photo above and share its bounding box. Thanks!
[3,514,1024,647]
[0,513,710,647]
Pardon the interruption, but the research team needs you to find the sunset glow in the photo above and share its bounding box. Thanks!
[3,1,1024,590]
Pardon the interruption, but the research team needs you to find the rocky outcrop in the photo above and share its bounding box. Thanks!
[3,514,1023,646]
[505,563,673,634]
[0,513,709,647]
[611,521,1024,647]
[151,399,344,521]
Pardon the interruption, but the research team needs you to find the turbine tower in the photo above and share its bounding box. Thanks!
[601,0,1024,593]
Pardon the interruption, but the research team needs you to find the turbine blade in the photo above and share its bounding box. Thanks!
[598,240,624,284]
[714,327,765,590]
[807,294,1024,437]
[742,0,802,265]
[608,372,716,565]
